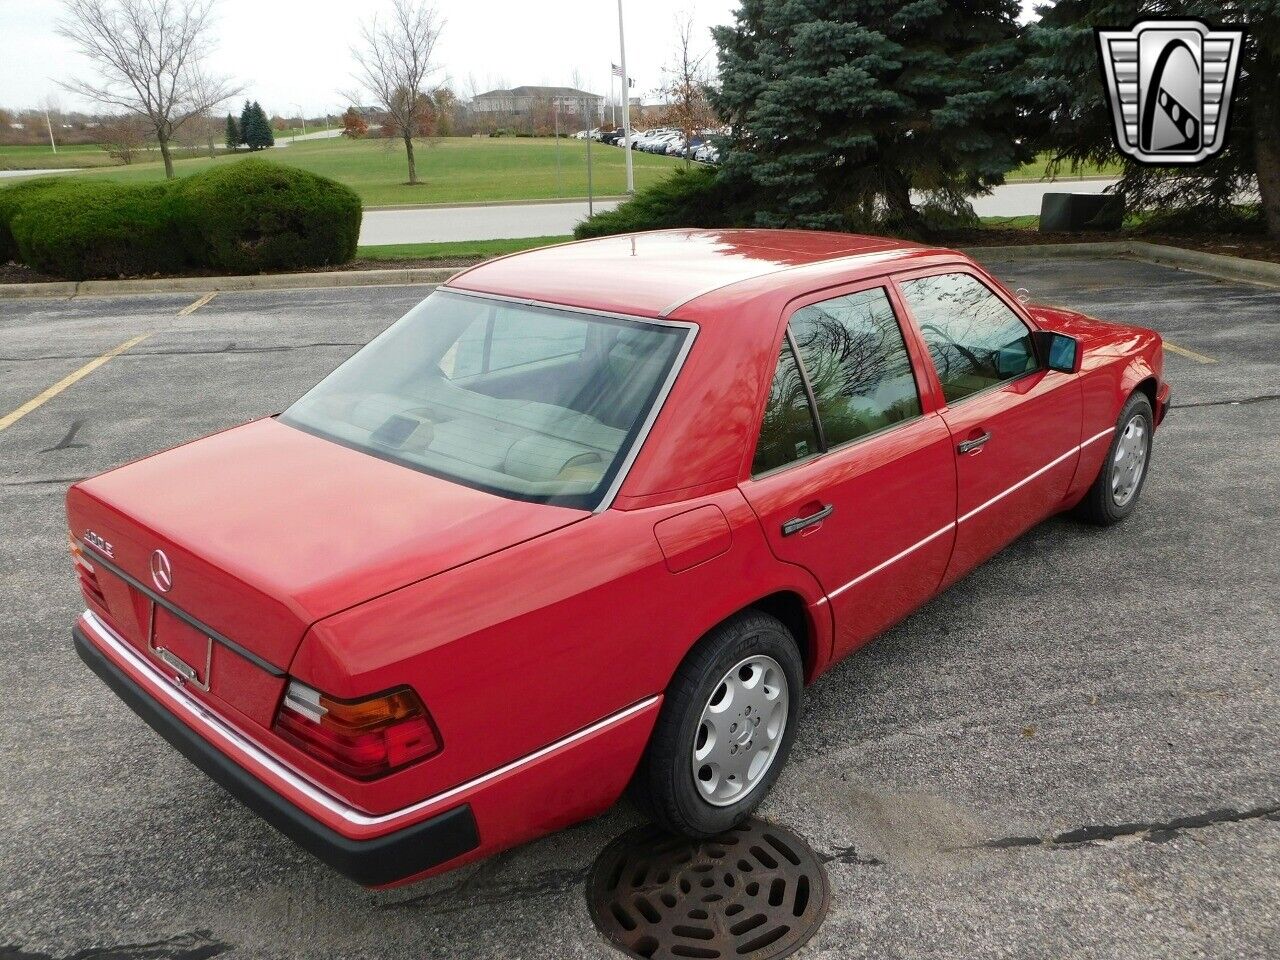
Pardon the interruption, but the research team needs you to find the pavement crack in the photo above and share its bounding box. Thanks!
[1172,394,1280,409]
[0,342,364,362]
[1,476,85,488]
[972,803,1280,852]
[818,843,885,867]
[0,929,231,960]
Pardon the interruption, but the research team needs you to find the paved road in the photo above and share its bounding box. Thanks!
[0,167,77,179]
[0,255,1275,959]
[358,181,1119,245]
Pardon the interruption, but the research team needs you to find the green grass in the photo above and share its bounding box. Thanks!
[2,136,683,206]
[1007,151,1122,182]
[0,144,120,170]
[358,235,573,260]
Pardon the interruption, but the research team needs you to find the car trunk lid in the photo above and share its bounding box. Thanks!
[67,417,589,684]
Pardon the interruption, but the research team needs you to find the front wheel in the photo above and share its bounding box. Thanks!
[634,611,803,837]
[1074,392,1154,525]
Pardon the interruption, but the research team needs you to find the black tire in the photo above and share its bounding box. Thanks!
[1073,391,1154,526]
[633,610,803,837]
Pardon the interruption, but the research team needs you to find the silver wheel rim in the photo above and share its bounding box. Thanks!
[1111,414,1149,507]
[692,654,789,807]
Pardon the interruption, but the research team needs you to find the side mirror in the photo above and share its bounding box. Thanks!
[1032,330,1080,374]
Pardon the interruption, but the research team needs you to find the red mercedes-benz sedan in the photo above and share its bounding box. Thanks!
[69,230,1169,886]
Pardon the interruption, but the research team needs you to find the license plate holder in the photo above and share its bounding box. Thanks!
[147,603,212,691]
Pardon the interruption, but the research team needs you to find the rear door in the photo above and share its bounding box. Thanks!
[895,269,1083,587]
[739,281,957,662]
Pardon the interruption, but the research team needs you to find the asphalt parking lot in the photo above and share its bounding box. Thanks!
[1,256,1276,960]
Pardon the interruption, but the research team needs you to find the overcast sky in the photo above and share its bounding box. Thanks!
[2,0,1041,117]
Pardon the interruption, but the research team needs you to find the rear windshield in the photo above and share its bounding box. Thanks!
[280,290,691,510]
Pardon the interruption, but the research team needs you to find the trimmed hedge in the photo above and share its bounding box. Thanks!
[11,180,183,279]
[171,159,361,273]
[0,159,361,279]
[0,178,69,264]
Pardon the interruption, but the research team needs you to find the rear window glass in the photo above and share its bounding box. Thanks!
[281,291,690,510]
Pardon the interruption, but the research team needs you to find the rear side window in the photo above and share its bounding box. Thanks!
[899,273,1037,404]
[788,288,922,448]
[753,339,821,475]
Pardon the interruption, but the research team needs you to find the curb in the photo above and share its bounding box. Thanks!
[965,240,1280,288]
[365,196,628,211]
[3,240,1278,301]
[0,267,460,300]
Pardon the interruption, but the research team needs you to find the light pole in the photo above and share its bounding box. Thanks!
[617,0,633,194]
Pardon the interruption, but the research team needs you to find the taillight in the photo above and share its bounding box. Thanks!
[273,681,441,779]
[69,535,108,609]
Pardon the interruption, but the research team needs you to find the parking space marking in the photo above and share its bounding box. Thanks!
[1163,340,1218,364]
[178,292,217,316]
[0,333,151,433]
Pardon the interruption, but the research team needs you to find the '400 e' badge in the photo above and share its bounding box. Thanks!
[1097,19,1245,165]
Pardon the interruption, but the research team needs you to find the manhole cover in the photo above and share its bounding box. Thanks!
[586,818,828,960]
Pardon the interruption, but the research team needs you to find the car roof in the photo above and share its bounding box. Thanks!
[446,229,955,319]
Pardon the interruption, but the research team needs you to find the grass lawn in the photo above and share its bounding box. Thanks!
[0,144,120,170]
[358,235,572,260]
[5,136,685,206]
[1007,151,1122,181]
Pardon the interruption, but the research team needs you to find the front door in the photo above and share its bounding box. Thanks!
[895,270,1083,587]
[740,283,957,662]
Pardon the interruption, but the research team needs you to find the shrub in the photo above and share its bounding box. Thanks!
[171,159,362,273]
[574,165,750,239]
[0,159,361,278]
[0,178,68,263]
[9,179,183,279]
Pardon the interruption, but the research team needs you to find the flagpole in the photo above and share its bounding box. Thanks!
[617,0,634,194]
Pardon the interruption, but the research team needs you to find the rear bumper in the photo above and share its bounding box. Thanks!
[74,622,479,886]
[73,609,663,887]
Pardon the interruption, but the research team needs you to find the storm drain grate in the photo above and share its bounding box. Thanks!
[586,818,829,960]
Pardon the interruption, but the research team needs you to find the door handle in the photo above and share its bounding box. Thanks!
[782,504,833,536]
[957,431,992,454]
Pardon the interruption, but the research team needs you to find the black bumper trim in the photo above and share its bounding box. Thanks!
[74,625,479,886]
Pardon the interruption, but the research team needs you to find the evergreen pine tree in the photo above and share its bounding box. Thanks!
[225,114,239,151]
[254,102,275,149]
[238,100,255,149]
[711,0,1038,233]
[1030,0,1280,238]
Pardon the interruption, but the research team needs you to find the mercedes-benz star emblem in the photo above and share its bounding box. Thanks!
[150,549,173,593]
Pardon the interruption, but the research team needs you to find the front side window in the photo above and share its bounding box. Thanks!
[899,273,1037,404]
[281,291,689,509]
[788,287,922,448]
[753,339,821,475]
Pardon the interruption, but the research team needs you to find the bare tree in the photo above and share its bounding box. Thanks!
[100,113,150,162]
[57,0,241,178]
[188,68,231,158]
[657,12,718,163]
[350,0,444,185]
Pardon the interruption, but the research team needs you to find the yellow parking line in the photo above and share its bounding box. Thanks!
[0,334,151,433]
[178,291,217,316]
[1164,340,1218,364]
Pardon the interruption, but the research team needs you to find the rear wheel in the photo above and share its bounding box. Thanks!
[634,611,803,837]
[1074,392,1154,526]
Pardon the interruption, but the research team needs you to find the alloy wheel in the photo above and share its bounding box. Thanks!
[692,655,789,807]
[1111,413,1149,507]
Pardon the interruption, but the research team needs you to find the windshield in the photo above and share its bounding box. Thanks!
[280,290,692,510]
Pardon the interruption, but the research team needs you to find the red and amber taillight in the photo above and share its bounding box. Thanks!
[273,681,441,780]
[69,535,108,610]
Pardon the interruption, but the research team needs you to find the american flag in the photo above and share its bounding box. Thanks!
[611,62,624,78]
